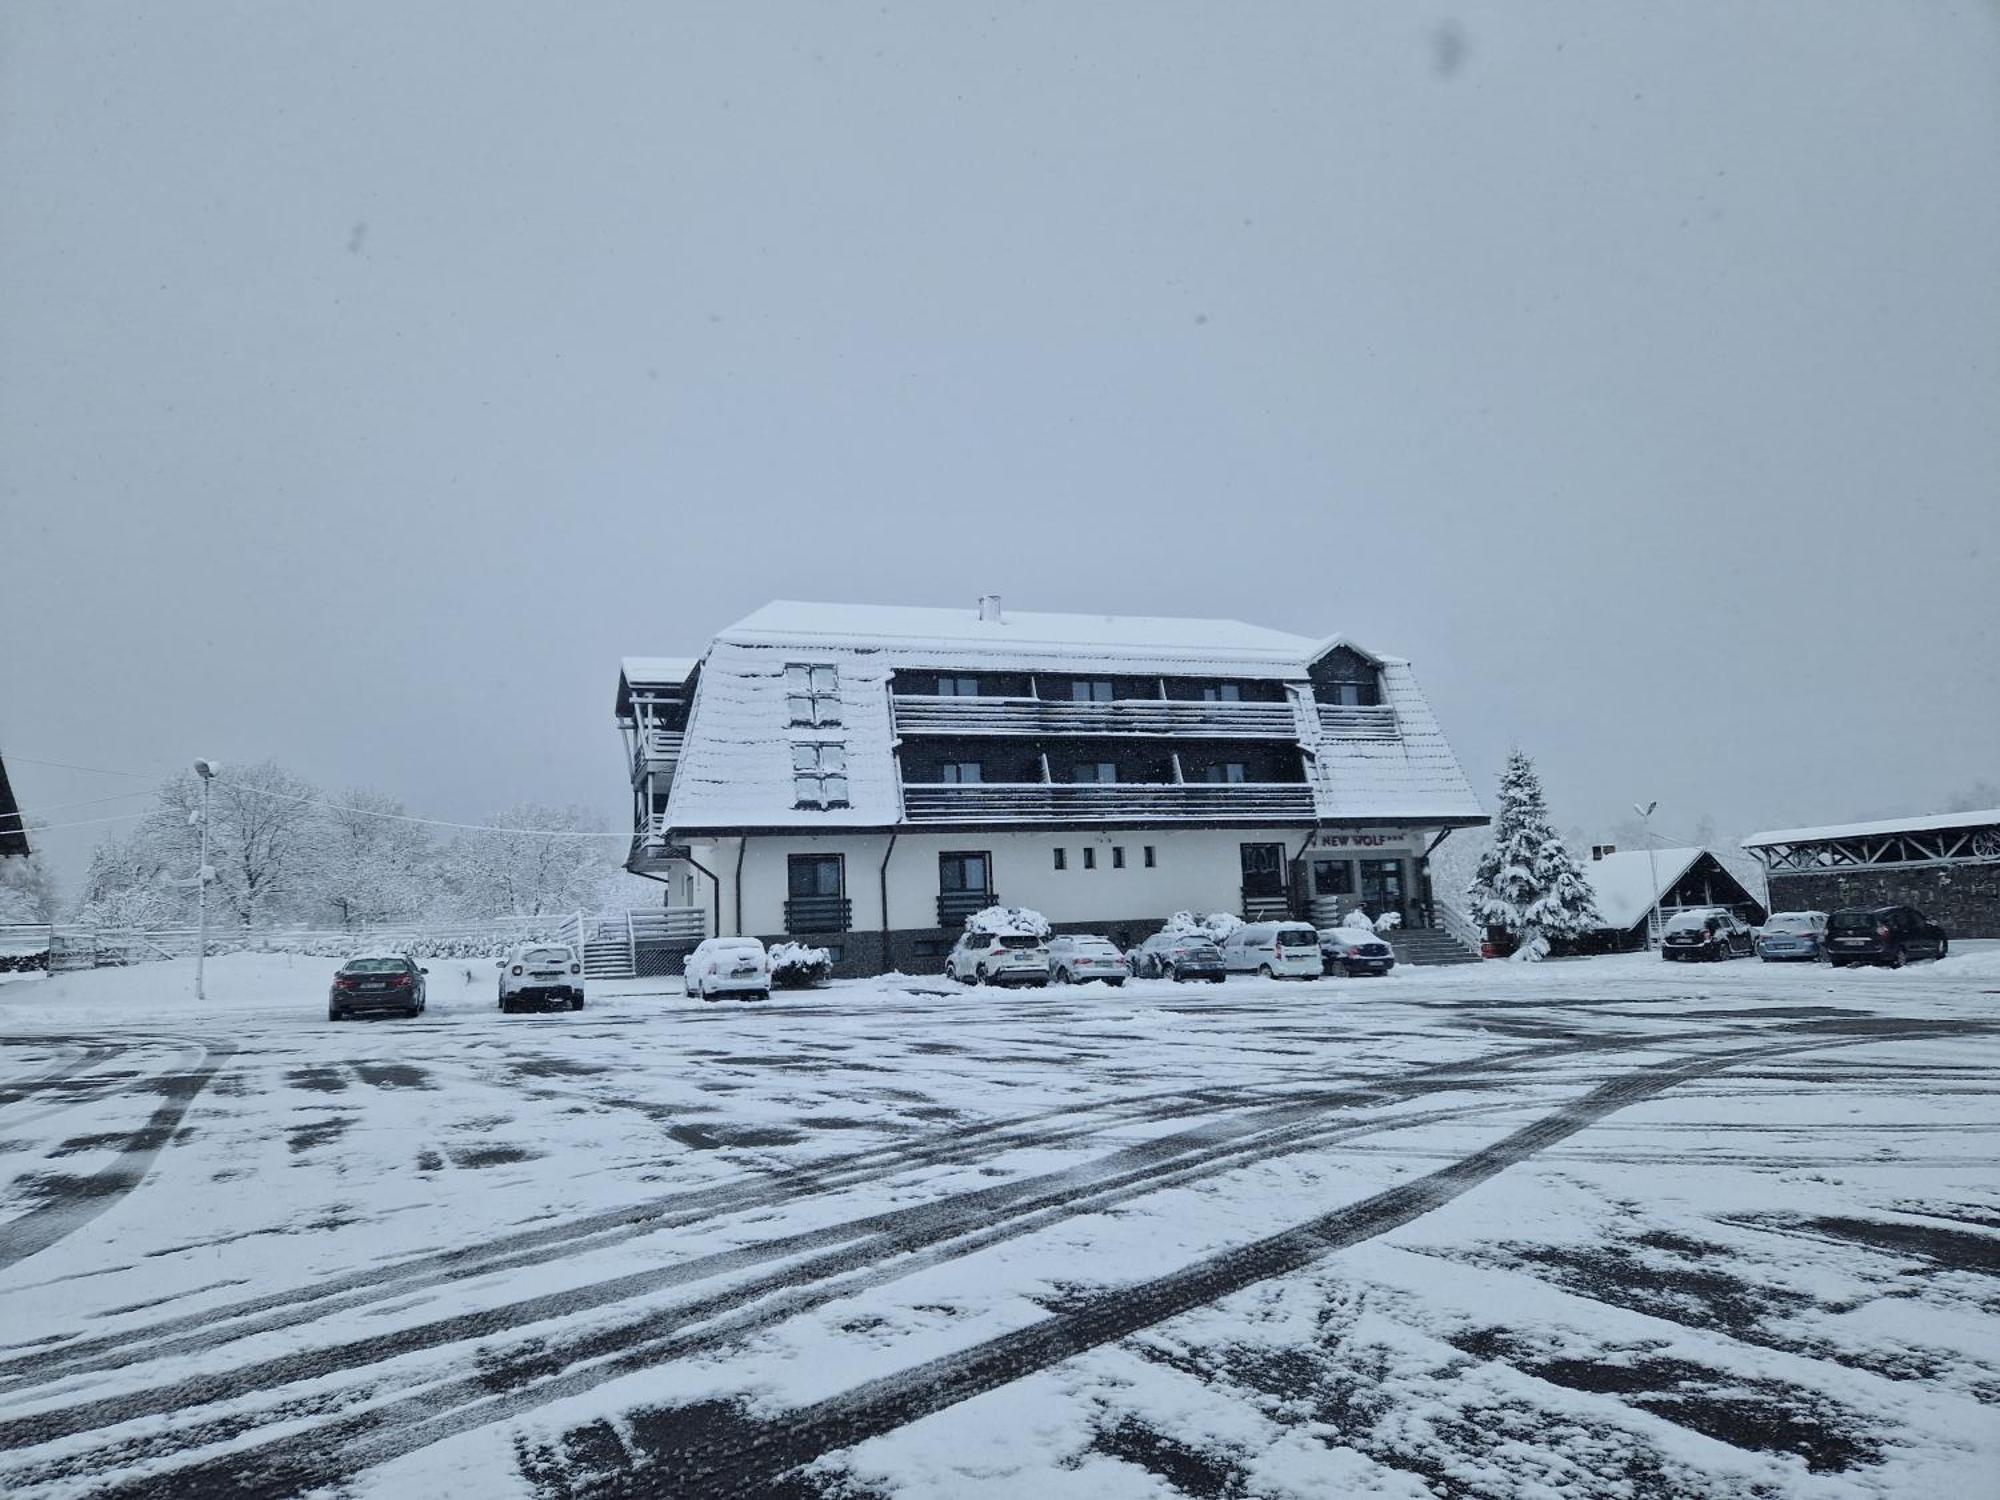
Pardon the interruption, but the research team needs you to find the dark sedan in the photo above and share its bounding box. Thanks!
[1660,909,1755,961]
[1128,933,1228,982]
[329,954,428,1020]
[1824,906,1949,968]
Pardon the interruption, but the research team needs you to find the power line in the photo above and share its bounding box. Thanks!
[0,753,161,780]
[219,779,626,839]
[0,789,156,826]
[2,809,155,835]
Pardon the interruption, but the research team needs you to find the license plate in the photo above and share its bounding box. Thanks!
[1835,938,1866,946]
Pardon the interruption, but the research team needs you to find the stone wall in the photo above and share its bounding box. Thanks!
[1766,862,2000,938]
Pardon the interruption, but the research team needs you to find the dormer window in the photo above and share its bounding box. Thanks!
[786,664,842,726]
[1312,646,1382,708]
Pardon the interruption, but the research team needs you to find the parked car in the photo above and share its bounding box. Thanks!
[1756,911,1828,963]
[328,953,427,1021]
[1318,926,1396,977]
[497,943,586,1012]
[1824,905,1949,968]
[1660,909,1755,961]
[1045,934,1127,986]
[944,930,1051,987]
[1221,921,1324,979]
[686,937,772,1001]
[1127,931,1227,982]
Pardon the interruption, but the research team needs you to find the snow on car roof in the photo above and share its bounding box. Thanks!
[1581,848,1708,932]
[1742,808,2000,847]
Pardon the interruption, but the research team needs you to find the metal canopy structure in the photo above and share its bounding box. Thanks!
[0,753,30,859]
[1743,812,2000,874]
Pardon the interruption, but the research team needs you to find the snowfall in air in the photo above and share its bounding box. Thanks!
[2,950,1998,1499]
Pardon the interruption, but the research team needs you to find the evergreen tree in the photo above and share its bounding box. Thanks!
[1467,750,1602,960]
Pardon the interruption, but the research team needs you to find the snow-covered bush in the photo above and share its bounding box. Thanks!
[768,941,832,989]
[964,905,1051,937]
[1161,911,1243,945]
[1372,910,1402,932]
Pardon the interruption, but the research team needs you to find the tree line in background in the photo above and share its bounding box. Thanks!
[39,760,624,930]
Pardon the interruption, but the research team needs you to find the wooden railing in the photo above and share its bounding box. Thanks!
[783,894,852,934]
[1314,705,1400,740]
[632,728,684,777]
[892,696,1298,739]
[901,783,1314,823]
[936,890,993,928]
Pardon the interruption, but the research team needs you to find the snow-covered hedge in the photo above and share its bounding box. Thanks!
[768,942,832,989]
[964,905,1051,937]
[1160,911,1243,944]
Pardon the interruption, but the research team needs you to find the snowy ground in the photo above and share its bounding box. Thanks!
[1,948,1998,1499]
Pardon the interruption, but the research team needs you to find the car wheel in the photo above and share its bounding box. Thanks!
[1828,958,1848,969]
[1937,936,1950,959]
[1056,967,1071,985]
[1888,948,1906,969]
[327,1006,341,1022]
[1159,960,1175,981]
[1258,964,1274,979]
[974,964,988,985]
[572,997,584,1011]
[1105,979,1124,988]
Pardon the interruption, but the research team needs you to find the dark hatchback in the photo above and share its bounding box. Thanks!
[1660,909,1755,961]
[1824,906,1949,968]
[329,955,428,1020]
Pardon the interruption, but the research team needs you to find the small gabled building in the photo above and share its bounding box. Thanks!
[1581,846,1767,951]
[617,599,1487,974]
[1744,810,2000,938]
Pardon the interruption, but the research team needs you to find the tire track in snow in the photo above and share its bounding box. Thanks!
[0,1039,227,1272]
[0,1029,1634,1390]
[13,1021,1935,1499]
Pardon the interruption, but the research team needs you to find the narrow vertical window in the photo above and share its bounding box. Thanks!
[1083,847,1097,870]
[1053,847,1067,871]
[1143,846,1157,868]
[1111,847,1125,869]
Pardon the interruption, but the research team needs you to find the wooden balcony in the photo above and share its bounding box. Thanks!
[901,783,1315,824]
[632,728,685,779]
[627,814,690,873]
[783,894,852,934]
[892,696,1298,739]
[1315,705,1399,740]
[937,889,994,927]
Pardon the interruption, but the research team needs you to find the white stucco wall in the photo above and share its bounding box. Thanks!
[696,826,1425,937]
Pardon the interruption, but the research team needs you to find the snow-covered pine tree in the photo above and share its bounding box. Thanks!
[1466,750,1602,961]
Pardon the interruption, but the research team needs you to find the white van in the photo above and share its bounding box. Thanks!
[1221,921,1323,979]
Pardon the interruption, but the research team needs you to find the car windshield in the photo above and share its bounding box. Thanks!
[523,948,570,964]
[995,934,1043,950]
[1277,929,1317,947]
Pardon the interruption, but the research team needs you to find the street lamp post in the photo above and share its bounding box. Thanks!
[1634,800,1660,949]
[193,760,217,1001]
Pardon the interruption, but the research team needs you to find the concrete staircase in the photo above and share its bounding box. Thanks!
[1385,927,1483,967]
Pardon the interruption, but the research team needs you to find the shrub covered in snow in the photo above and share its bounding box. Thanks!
[964,905,1051,938]
[1161,910,1244,944]
[768,941,832,989]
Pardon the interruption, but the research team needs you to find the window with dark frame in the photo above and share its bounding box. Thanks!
[1053,847,1067,871]
[940,761,983,784]
[1070,678,1114,702]
[787,853,844,898]
[1143,845,1156,868]
[785,663,842,726]
[1200,683,1243,702]
[936,675,981,697]
[1071,761,1117,783]
[939,851,992,894]
[1111,846,1125,869]
[1083,847,1097,870]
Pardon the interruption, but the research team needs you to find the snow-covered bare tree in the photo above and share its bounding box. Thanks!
[0,853,60,923]
[441,804,617,918]
[1466,750,1602,960]
[153,761,323,928]
[72,821,192,927]
[306,789,433,927]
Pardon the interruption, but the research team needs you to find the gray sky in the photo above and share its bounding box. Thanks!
[4,1,1997,886]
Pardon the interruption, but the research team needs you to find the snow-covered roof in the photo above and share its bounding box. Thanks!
[659,601,1484,832]
[718,600,1322,674]
[1742,808,2000,848]
[621,656,700,688]
[1582,848,1707,932]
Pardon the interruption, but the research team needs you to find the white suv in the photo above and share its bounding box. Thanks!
[686,937,772,1001]
[944,930,1050,987]
[498,944,586,1013]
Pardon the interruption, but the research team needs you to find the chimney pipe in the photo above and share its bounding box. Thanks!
[977,594,1003,623]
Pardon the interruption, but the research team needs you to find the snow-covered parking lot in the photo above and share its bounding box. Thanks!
[2,949,1998,1499]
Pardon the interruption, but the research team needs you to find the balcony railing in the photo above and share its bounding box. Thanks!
[632,728,685,778]
[901,783,1315,823]
[937,890,994,928]
[1315,705,1399,740]
[783,894,852,934]
[892,696,1298,739]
